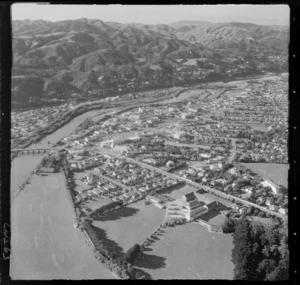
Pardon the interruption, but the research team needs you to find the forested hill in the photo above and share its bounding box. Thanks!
[12,18,289,106]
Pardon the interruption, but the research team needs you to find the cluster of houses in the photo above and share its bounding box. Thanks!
[221,81,287,163]
[74,175,123,205]
[50,76,288,219]
[11,103,74,148]
[122,134,229,165]
[236,139,288,164]
[69,154,181,207]
[199,164,288,215]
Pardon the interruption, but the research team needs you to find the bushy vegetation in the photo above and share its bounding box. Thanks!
[40,153,63,170]
[123,244,141,264]
[223,218,237,233]
[232,218,288,280]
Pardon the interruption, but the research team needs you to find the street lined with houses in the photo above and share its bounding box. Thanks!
[11,73,288,280]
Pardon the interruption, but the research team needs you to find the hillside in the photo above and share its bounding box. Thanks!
[12,18,289,107]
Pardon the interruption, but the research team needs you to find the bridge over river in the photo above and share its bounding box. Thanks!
[11,148,60,155]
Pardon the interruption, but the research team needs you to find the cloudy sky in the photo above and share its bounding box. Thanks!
[12,4,290,26]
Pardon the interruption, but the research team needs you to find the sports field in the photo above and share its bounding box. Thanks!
[93,202,167,252]
[161,184,198,200]
[84,196,113,211]
[240,162,289,188]
[10,173,114,280]
[135,222,234,279]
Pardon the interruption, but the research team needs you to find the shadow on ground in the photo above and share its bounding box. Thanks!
[94,206,140,221]
[132,268,154,280]
[142,247,153,252]
[200,210,221,221]
[135,252,166,270]
[92,224,124,256]
[159,183,186,195]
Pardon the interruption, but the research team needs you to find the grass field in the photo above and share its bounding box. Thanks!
[164,89,208,104]
[161,184,198,200]
[10,173,114,280]
[93,202,166,252]
[135,222,234,279]
[84,196,112,211]
[240,162,289,188]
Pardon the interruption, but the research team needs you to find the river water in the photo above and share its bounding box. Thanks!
[10,109,116,280]
[11,110,103,197]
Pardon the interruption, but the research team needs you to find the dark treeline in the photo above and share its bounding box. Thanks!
[232,218,288,280]
[89,201,123,219]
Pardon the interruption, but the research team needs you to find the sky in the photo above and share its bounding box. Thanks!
[12,4,290,26]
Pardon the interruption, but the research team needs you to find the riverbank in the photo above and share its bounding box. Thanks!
[12,103,105,153]
[12,72,286,156]
[11,158,44,204]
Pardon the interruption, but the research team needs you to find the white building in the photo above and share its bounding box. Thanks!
[181,113,194,120]
[174,131,186,140]
[261,180,278,194]
[167,192,218,222]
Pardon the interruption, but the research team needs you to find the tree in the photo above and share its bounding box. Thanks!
[232,219,259,280]
[266,255,289,281]
[223,218,237,233]
[123,244,141,264]
[257,258,277,279]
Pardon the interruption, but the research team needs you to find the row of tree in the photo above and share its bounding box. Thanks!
[89,200,124,219]
[82,220,149,279]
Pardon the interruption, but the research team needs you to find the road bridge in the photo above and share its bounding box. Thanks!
[11,148,60,155]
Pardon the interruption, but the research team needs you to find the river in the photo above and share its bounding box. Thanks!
[10,109,116,279]
[11,109,105,197]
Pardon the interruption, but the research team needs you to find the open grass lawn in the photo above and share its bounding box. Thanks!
[11,173,114,280]
[135,222,234,280]
[74,172,86,180]
[84,196,112,211]
[164,89,208,104]
[92,202,166,252]
[161,184,198,200]
[240,163,289,188]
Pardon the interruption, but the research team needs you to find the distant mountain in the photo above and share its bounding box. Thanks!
[169,20,212,27]
[11,18,289,106]
[172,22,289,56]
